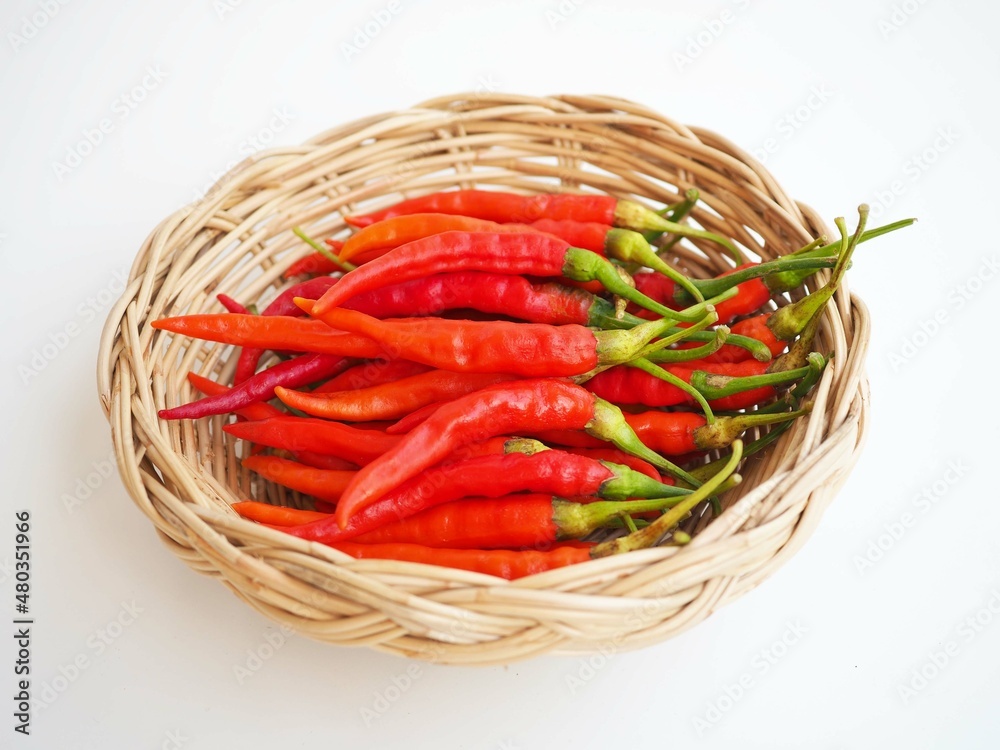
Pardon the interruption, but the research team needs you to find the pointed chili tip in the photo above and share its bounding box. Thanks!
[292,297,314,315]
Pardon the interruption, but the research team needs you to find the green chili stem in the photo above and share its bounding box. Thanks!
[293,227,356,273]
[691,363,812,401]
[629,357,716,424]
[590,440,744,557]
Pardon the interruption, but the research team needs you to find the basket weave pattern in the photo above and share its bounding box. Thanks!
[98,94,869,664]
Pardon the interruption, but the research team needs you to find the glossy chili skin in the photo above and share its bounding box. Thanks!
[342,272,600,326]
[159,353,351,420]
[241,455,355,503]
[337,213,530,263]
[232,501,330,526]
[283,448,613,544]
[349,495,560,549]
[277,371,517,421]
[622,411,708,456]
[333,379,599,527]
[633,264,771,324]
[330,542,592,580]
[699,314,787,364]
[311,231,576,313]
[234,276,340,383]
[186,372,283,422]
[345,189,617,228]
[306,306,600,378]
[151,315,385,358]
[527,218,611,253]
[585,359,775,411]
[311,359,432,394]
[223,416,403,467]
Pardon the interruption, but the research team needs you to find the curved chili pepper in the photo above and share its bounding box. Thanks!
[241,455,355,503]
[586,358,808,411]
[216,294,250,314]
[185,372,283,422]
[337,213,534,264]
[158,353,352,420]
[332,378,700,528]
[384,400,446,435]
[343,189,739,258]
[223,416,402,467]
[342,272,644,330]
[150,315,385,358]
[232,501,330,526]
[309,231,701,320]
[273,449,687,547]
[632,256,836,325]
[622,407,810,456]
[348,494,693,549]
[330,542,593,580]
[311,359,432,394]
[234,276,340,383]
[276,371,517,421]
[299,302,712,378]
[550,446,660,481]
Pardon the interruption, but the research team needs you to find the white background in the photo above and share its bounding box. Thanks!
[1,0,997,748]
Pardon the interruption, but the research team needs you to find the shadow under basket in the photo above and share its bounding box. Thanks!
[97,93,869,665]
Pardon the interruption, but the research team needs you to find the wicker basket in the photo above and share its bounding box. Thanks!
[97,93,869,665]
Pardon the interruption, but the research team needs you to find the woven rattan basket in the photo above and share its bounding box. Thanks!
[97,93,869,665]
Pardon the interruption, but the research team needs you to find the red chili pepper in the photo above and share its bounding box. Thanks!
[150,315,385,358]
[553,447,660,481]
[158,353,352,420]
[311,359,432,394]
[283,240,344,277]
[332,378,699,528]
[347,493,690,549]
[310,231,693,320]
[216,294,250,314]
[622,408,809,456]
[337,213,536,264]
[234,276,340,383]
[384,400,446,434]
[223,416,402,467]
[232,501,330,526]
[300,302,702,378]
[276,371,517,421]
[697,314,787,364]
[242,455,355,503]
[342,190,738,256]
[330,542,593,580]
[291,452,358,471]
[185,372,282,422]
[585,360,777,410]
[527,218,610,253]
[342,272,642,330]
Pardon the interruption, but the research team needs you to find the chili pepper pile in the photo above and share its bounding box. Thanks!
[152,189,913,580]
